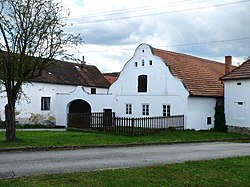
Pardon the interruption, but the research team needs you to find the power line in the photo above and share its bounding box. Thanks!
[71,0,250,24]
[74,0,207,19]
[162,37,250,47]
[83,37,250,53]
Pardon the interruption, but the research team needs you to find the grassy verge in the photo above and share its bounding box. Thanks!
[0,130,249,148]
[0,156,249,186]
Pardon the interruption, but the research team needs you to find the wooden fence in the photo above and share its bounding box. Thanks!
[68,113,184,136]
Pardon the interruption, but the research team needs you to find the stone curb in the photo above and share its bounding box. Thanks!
[0,138,249,153]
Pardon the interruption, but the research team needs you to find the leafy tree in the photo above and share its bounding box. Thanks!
[0,0,82,141]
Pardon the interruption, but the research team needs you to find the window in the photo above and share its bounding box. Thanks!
[142,59,145,66]
[163,105,171,116]
[135,62,138,67]
[91,88,96,94]
[237,82,242,85]
[149,60,153,65]
[207,117,212,125]
[126,104,132,114]
[138,75,147,92]
[41,97,50,110]
[142,104,149,116]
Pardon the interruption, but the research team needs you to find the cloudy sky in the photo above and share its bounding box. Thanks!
[61,0,250,73]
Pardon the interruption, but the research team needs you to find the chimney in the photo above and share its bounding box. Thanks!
[225,56,232,74]
[81,56,86,64]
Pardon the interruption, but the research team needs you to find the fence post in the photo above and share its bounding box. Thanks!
[131,118,135,135]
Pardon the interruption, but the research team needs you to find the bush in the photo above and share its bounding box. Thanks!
[214,99,227,132]
[0,121,5,129]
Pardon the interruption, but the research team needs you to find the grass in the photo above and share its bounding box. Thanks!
[0,156,249,186]
[0,130,249,148]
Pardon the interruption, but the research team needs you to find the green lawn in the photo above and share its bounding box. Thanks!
[0,156,249,186]
[0,130,249,148]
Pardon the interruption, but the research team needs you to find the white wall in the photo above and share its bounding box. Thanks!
[109,43,190,127]
[55,86,113,126]
[0,82,111,126]
[224,79,250,128]
[187,97,216,130]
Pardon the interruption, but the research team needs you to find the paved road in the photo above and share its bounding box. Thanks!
[0,142,249,178]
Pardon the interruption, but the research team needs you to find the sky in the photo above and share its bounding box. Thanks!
[60,0,250,73]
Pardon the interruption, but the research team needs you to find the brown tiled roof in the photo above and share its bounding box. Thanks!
[152,47,226,97]
[221,59,250,80]
[103,72,119,84]
[104,75,118,84]
[34,60,110,88]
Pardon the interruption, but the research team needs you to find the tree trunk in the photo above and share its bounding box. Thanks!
[5,101,16,141]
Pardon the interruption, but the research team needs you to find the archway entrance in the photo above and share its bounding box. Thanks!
[69,99,91,114]
[68,99,91,129]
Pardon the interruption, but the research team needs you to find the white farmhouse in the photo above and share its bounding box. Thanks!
[1,43,230,130]
[0,60,112,126]
[221,58,250,134]
[109,43,226,130]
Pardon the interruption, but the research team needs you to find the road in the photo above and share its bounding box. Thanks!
[0,142,249,178]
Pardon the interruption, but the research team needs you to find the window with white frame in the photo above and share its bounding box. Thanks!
[163,104,171,116]
[91,88,96,94]
[41,97,50,110]
[142,59,145,66]
[142,104,149,116]
[126,103,132,114]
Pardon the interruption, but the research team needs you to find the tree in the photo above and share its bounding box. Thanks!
[214,98,227,132]
[0,0,82,141]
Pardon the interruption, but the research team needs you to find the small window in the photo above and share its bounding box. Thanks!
[126,104,132,114]
[138,75,147,92]
[238,102,244,105]
[142,50,144,53]
[91,88,96,94]
[142,59,145,66]
[207,117,212,125]
[142,104,149,116]
[135,62,138,67]
[41,97,50,110]
[167,105,171,116]
[163,105,171,116]
[237,82,241,85]
[149,60,153,65]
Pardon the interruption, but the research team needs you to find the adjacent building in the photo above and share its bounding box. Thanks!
[0,60,112,126]
[221,58,250,134]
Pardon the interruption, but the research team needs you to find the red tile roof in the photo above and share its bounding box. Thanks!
[221,59,250,80]
[103,72,120,84]
[152,47,226,97]
[104,75,118,84]
[34,60,110,88]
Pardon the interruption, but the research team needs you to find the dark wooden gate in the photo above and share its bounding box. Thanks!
[68,113,91,129]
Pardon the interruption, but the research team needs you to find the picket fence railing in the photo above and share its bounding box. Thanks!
[68,113,184,136]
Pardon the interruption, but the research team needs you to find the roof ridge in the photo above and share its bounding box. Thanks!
[152,47,223,65]
[151,46,225,97]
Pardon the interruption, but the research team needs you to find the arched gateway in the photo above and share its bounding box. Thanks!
[68,99,91,129]
[69,99,91,113]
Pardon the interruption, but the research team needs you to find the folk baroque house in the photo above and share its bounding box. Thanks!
[0,43,235,130]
